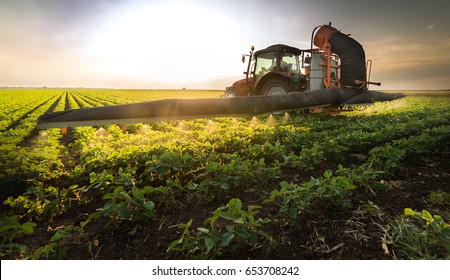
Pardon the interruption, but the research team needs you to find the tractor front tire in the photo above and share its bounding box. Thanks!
[260,76,294,96]
[224,87,238,97]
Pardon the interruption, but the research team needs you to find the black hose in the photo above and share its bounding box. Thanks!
[37,88,405,129]
[328,32,366,92]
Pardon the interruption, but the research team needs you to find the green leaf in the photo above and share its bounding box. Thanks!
[219,212,234,220]
[143,201,155,212]
[204,237,215,254]
[3,196,16,207]
[219,212,243,224]
[226,225,235,233]
[50,226,72,242]
[228,198,242,211]
[404,208,415,217]
[21,222,37,235]
[287,207,298,220]
[101,203,118,215]
[249,232,259,244]
[430,221,441,234]
[119,191,132,200]
[209,229,222,240]
[167,239,182,252]
[187,183,198,190]
[433,215,444,224]
[269,189,281,200]
[220,183,230,190]
[15,244,28,254]
[197,227,210,234]
[317,186,326,195]
[280,181,290,189]
[0,216,21,233]
[421,210,433,223]
[221,232,235,246]
[235,227,249,239]
[118,206,131,220]
[132,186,143,200]
[81,211,102,227]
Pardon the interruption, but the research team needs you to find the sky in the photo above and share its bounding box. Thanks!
[1,0,450,90]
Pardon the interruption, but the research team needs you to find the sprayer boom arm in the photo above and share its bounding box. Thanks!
[37,89,404,129]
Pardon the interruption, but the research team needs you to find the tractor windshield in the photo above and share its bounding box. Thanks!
[255,51,300,79]
[280,53,300,74]
[255,51,276,78]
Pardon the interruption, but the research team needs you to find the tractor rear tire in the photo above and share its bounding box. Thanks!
[260,76,294,96]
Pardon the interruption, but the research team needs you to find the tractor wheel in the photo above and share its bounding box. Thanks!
[224,87,238,97]
[260,76,294,96]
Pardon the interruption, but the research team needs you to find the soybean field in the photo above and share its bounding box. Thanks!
[1,88,449,260]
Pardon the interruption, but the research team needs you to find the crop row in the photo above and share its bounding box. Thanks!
[0,92,62,148]
[2,93,445,199]
[73,89,222,104]
[4,118,448,259]
[1,90,449,259]
[0,89,61,132]
[0,90,220,197]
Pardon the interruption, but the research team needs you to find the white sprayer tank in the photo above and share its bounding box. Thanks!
[308,53,339,90]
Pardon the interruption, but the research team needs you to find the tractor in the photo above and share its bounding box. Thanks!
[224,23,380,98]
[224,44,307,97]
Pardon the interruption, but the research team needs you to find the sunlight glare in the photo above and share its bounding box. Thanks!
[87,2,241,85]
[96,127,108,137]
[205,119,217,134]
[251,116,260,126]
[266,114,276,126]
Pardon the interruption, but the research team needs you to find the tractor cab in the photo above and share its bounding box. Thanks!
[254,45,302,82]
[224,44,307,97]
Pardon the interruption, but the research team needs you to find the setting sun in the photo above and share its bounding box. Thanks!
[86,2,242,87]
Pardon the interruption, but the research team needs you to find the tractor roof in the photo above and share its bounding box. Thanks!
[254,44,302,56]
